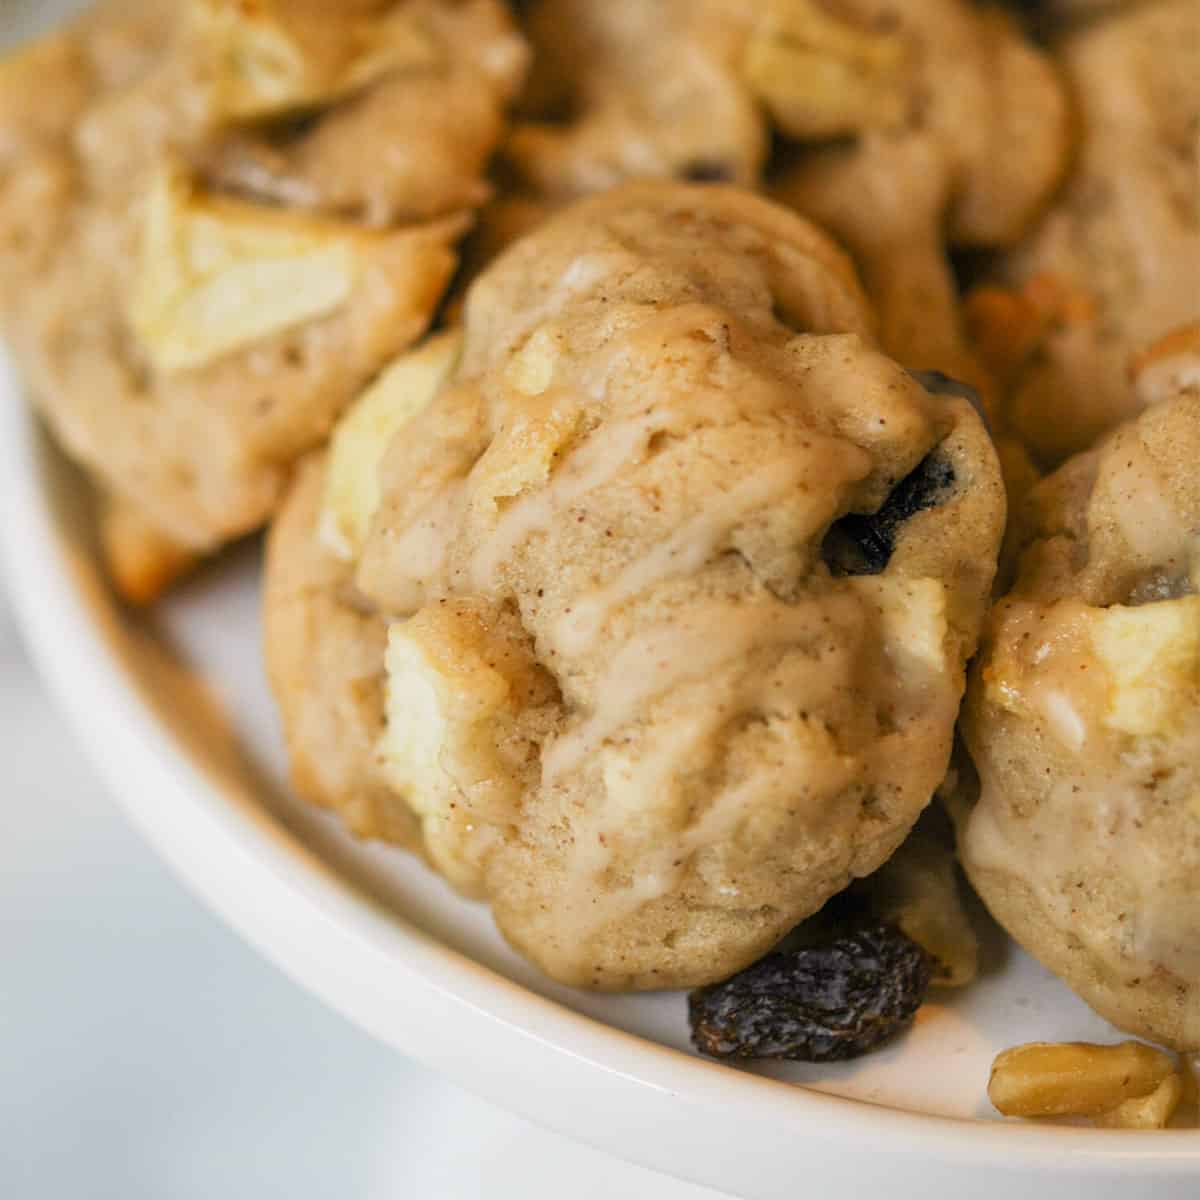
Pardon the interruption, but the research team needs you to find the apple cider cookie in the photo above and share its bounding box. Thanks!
[264,330,463,833]
[966,0,1200,466]
[507,0,767,196]
[959,388,1200,1051]
[340,183,1003,989]
[0,0,527,600]
[265,453,419,847]
[769,0,1070,407]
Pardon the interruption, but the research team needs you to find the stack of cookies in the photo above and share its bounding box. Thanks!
[3,0,1197,1121]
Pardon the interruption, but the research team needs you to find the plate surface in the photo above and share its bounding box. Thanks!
[4,353,1200,1197]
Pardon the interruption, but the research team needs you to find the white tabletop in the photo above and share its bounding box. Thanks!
[0,584,727,1198]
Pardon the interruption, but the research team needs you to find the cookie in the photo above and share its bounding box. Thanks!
[264,451,420,848]
[503,0,1069,443]
[98,489,198,607]
[966,0,1200,466]
[770,0,1070,407]
[507,0,767,197]
[349,182,1004,989]
[959,387,1200,1050]
[0,0,527,600]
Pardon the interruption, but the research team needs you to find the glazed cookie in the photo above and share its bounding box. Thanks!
[770,0,1070,405]
[959,388,1200,1050]
[0,0,527,599]
[265,452,418,847]
[966,0,1200,466]
[349,182,1004,989]
[265,329,463,836]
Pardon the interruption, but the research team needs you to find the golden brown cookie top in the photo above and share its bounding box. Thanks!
[360,182,1005,627]
[1006,388,1200,609]
[355,183,1004,988]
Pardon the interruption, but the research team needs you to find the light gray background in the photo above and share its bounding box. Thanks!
[0,587,726,1198]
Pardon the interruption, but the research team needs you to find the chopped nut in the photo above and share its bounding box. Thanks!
[1094,1073,1184,1130]
[988,1041,1177,1119]
[1182,1055,1200,1107]
[743,0,910,140]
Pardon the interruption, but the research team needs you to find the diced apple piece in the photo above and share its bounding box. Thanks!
[1090,597,1200,736]
[850,576,949,674]
[319,330,462,561]
[378,599,535,893]
[743,0,909,140]
[187,0,440,122]
[129,163,389,371]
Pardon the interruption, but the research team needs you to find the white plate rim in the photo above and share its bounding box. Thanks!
[2,356,1198,1196]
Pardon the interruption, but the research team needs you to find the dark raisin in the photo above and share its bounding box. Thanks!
[822,454,956,576]
[947,248,995,295]
[267,108,323,145]
[680,160,734,183]
[688,922,931,1062]
[989,0,1055,43]
[907,369,989,431]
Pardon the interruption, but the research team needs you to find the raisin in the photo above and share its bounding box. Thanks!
[821,454,956,576]
[268,109,323,146]
[688,922,931,1062]
[990,0,1054,43]
[680,160,734,183]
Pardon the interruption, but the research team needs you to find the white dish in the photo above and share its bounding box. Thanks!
[2,349,1199,1197]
